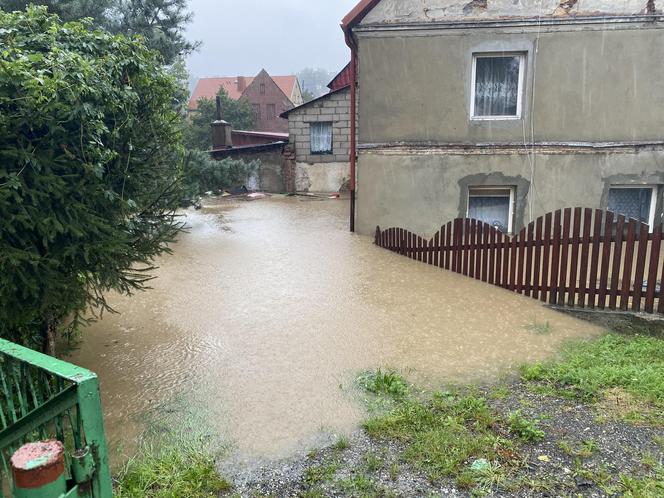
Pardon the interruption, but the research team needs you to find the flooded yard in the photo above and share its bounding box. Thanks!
[67,196,602,465]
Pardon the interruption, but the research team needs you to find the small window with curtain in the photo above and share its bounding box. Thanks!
[467,186,515,233]
[608,186,657,228]
[310,122,333,154]
[471,53,525,119]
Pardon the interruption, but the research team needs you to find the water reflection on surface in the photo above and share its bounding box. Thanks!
[67,196,601,463]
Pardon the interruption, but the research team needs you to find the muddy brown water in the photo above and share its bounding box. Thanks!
[67,196,602,465]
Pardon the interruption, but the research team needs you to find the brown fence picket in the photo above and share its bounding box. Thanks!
[645,225,662,313]
[620,219,637,310]
[533,217,543,300]
[608,215,625,310]
[633,223,649,312]
[541,213,552,302]
[568,208,582,306]
[578,208,592,307]
[558,208,572,304]
[550,210,562,305]
[488,227,497,285]
[659,228,664,313]
[597,211,614,310]
[374,209,662,317]
[588,209,603,308]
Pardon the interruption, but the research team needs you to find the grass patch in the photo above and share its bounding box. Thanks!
[357,369,409,398]
[113,443,231,498]
[526,320,552,335]
[520,333,664,423]
[363,392,513,482]
[331,436,350,452]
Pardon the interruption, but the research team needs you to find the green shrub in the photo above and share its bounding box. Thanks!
[182,150,259,199]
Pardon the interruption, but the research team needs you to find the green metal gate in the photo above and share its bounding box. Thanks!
[0,338,112,497]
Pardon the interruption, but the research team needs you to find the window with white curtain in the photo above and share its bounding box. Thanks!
[310,122,333,154]
[471,53,525,119]
[608,186,657,228]
[467,187,515,233]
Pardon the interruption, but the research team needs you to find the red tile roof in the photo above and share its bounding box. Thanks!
[327,63,353,91]
[341,0,382,32]
[189,74,299,110]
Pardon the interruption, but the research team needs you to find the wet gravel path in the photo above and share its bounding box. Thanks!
[223,381,663,497]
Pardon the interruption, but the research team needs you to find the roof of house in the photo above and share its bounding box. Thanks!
[341,0,382,32]
[279,86,350,119]
[189,74,299,110]
[327,63,353,91]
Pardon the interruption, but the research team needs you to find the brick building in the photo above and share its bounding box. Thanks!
[189,69,303,134]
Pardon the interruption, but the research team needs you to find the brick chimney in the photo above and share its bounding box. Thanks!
[211,95,232,149]
[236,76,248,93]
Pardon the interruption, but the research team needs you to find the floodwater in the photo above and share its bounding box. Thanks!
[67,196,602,464]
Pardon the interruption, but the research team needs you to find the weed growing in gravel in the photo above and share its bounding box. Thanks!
[618,467,664,497]
[363,451,384,472]
[337,474,395,497]
[520,333,664,423]
[507,410,545,442]
[558,439,597,458]
[304,463,340,486]
[331,436,350,452]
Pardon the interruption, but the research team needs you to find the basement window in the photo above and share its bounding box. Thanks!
[608,186,658,228]
[310,122,333,154]
[471,53,525,120]
[467,186,515,233]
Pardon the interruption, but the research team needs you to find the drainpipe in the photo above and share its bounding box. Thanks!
[345,32,358,233]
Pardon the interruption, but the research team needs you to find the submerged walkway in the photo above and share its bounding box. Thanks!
[68,196,602,462]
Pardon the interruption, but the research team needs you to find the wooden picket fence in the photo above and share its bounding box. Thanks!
[375,208,664,315]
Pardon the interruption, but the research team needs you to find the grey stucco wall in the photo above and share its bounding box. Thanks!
[356,149,664,237]
[288,88,351,164]
[361,0,647,24]
[357,24,664,144]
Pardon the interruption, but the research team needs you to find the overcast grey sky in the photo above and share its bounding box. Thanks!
[185,0,358,78]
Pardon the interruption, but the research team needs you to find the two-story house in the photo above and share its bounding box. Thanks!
[342,0,664,236]
[189,69,303,134]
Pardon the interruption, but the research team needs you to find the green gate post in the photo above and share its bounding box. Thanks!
[10,441,66,498]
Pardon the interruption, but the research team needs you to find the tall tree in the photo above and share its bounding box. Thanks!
[184,88,255,151]
[0,7,185,353]
[0,0,197,64]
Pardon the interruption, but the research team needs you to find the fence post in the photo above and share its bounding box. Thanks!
[76,376,113,498]
[10,441,66,498]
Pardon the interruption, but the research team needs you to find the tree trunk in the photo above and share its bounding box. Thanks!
[41,319,57,357]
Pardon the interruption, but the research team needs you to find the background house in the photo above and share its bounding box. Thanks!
[280,65,353,193]
[343,0,664,236]
[189,69,303,133]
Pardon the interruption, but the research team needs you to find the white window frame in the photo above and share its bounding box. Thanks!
[470,52,526,121]
[608,185,658,231]
[467,186,516,233]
